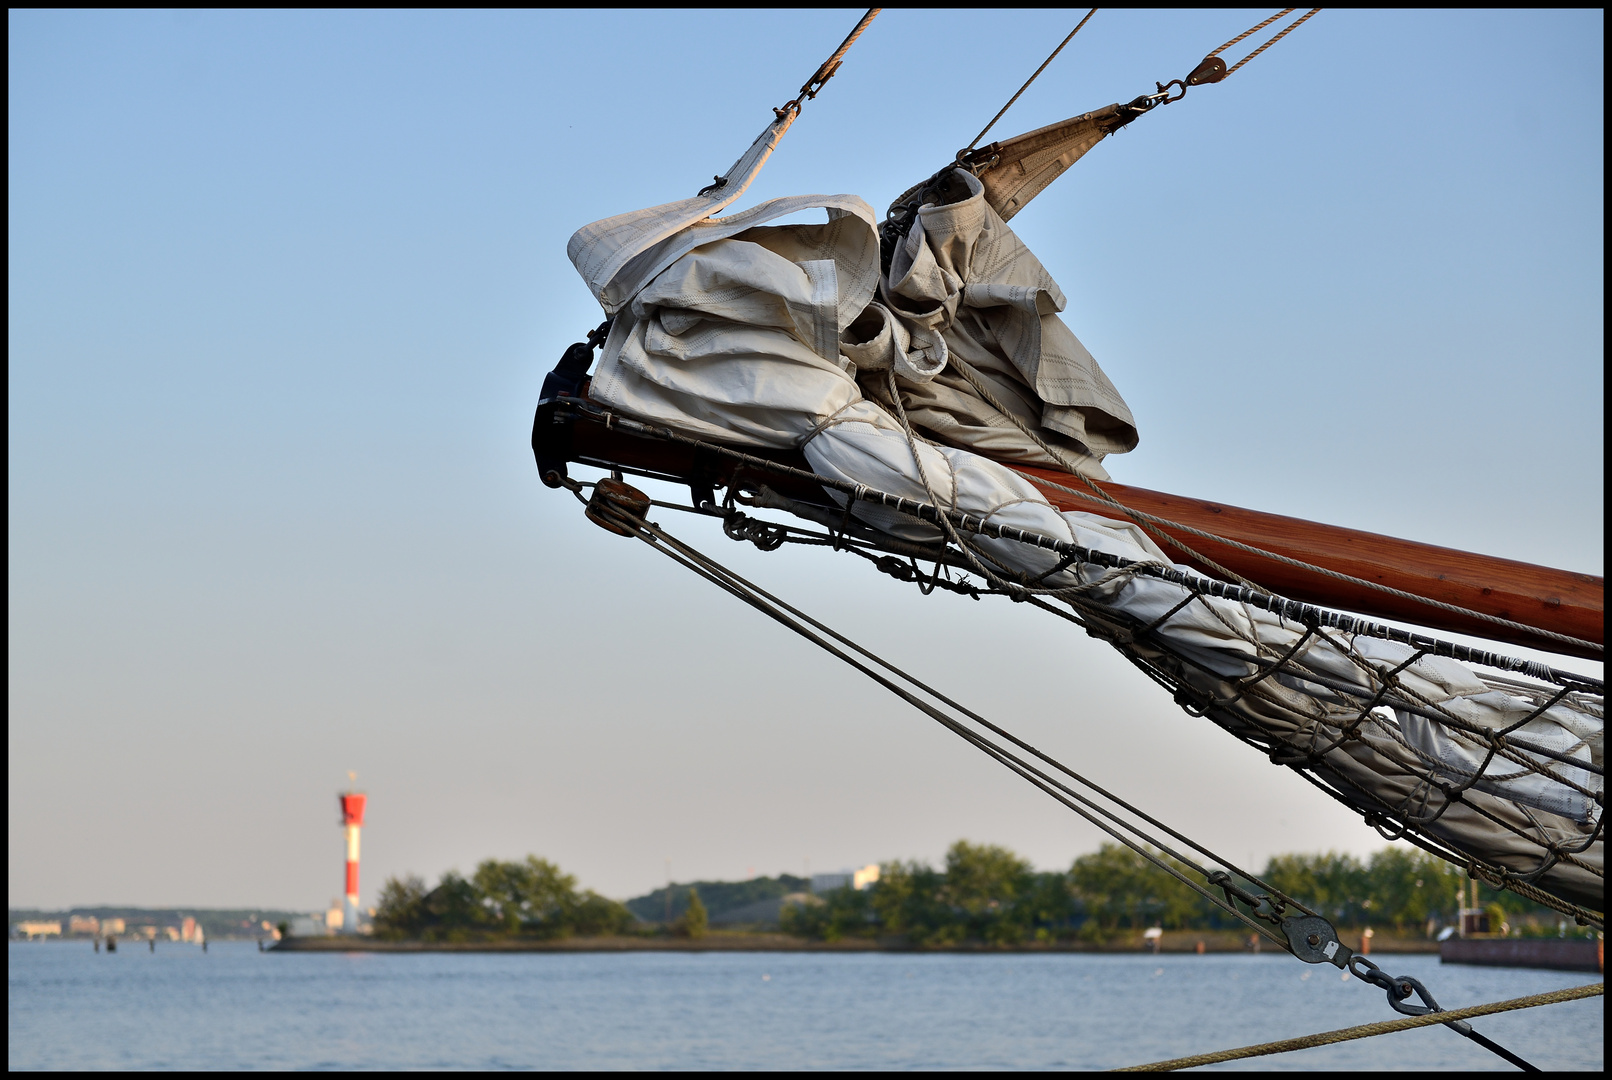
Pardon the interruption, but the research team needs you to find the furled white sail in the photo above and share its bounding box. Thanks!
[567,154,1603,912]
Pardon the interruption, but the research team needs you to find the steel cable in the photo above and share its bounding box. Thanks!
[964,8,1098,152]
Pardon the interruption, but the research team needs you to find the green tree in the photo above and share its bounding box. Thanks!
[779,894,829,937]
[1017,871,1081,943]
[941,840,1035,944]
[472,856,578,937]
[868,858,957,945]
[564,891,636,937]
[373,875,429,940]
[1262,852,1368,926]
[373,857,637,941]
[1362,847,1463,931]
[677,888,708,939]
[1070,844,1210,933]
[421,871,487,940]
[809,884,877,942]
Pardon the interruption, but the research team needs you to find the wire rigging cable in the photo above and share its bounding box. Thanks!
[562,473,1557,1070]
[568,472,1310,941]
[964,8,1099,153]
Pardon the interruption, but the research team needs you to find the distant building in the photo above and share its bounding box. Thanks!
[14,921,61,940]
[812,864,881,893]
[181,917,198,943]
[326,900,345,932]
[290,912,327,937]
[68,915,100,936]
[101,918,126,936]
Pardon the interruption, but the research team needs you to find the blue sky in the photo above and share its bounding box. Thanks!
[9,9,1602,909]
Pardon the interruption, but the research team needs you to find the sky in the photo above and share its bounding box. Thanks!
[8,9,1603,912]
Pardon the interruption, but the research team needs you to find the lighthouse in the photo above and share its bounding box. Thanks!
[338,773,367,935]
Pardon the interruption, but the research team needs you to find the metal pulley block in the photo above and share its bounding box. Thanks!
[1280,913,1354,968]
[585,478,651,537]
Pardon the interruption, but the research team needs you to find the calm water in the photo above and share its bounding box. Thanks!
[8,941,1602,1070]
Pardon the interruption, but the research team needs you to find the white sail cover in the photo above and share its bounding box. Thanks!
[568,162,1603,911]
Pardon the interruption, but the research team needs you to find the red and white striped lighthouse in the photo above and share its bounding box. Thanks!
[338,774,367,935]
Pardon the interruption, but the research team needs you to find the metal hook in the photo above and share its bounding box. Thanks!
[1155,78,1187,105]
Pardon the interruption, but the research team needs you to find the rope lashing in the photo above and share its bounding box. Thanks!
[963,8,1098,154]
[1117,982,1601,1072]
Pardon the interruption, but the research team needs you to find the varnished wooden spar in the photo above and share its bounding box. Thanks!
[1013,465,1603,661]
[544,403,1603,660]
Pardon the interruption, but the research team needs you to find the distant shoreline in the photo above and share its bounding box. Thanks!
[271,930,1441,955]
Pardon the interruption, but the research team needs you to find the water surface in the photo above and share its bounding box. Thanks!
[8,942,1602,1070]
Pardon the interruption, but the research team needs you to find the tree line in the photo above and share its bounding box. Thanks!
[782,841,1562,945]
[373,857,636,941]
[372,843,1566,944]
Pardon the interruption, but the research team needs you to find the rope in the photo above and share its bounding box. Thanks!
[775,8,881,119]
[1208,9,1295,58]
[1117,982,1602,1071]
[964,8,1099,152]
[1215,8,1322,77]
